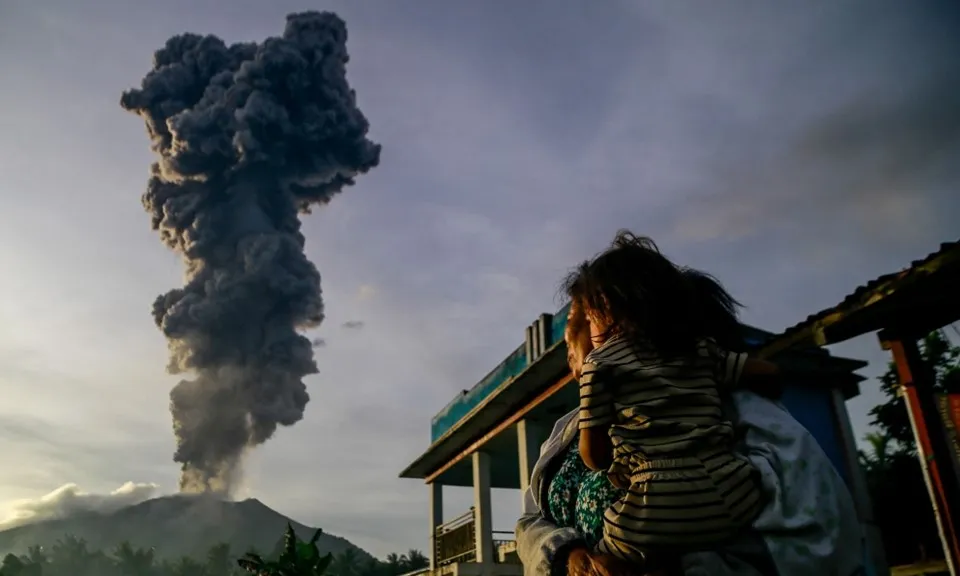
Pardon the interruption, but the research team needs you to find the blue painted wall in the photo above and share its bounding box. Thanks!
[780,383,850,485]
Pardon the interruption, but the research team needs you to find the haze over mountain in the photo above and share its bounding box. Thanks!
[0,494,368,561]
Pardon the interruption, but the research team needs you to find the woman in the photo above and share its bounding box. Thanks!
[515,269,866,576]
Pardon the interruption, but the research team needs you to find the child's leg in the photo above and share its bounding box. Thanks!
[596,460,722,570]
[596,496,651,569]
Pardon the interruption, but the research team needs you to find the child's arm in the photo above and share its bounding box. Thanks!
[580,428,613,472]
[577,361,615,471]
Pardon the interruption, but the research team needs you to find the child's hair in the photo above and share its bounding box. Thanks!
[561,230,743,358]
[679,267,746,352]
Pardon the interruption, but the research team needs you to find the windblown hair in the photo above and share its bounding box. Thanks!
[561,230,744,359]
[679,267,746,352]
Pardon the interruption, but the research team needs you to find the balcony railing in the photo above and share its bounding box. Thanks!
[435,509,476,566]
[434,508,516,566]
[493,530,516,550]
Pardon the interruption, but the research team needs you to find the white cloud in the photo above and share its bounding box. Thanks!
[0,482,161,530]
[356,284,378,301]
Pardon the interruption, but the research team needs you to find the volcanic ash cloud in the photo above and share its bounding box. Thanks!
[120,11,381,494]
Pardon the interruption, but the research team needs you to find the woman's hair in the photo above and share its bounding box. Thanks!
[561,230,744,358]
[564,302,591,378]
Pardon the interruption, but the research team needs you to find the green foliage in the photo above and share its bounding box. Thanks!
[0,527,428,576]
[861,330,960,566]
[237,524,333,576]
[867,331,960,453]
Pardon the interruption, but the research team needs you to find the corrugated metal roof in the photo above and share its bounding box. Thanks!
[763,240,960,355]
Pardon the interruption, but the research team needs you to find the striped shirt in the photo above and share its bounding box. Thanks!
[578,334,748,461]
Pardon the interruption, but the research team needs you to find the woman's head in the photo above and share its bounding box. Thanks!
[564,300,593,379]
[561,230,743,358]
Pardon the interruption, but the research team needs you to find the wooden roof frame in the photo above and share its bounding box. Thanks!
[761,241,960,357]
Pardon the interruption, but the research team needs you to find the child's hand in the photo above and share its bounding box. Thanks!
[566,546,595,576]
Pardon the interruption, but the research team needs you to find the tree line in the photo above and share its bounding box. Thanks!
[0,525,429,576]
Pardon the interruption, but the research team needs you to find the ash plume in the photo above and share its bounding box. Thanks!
[120,12,381,494]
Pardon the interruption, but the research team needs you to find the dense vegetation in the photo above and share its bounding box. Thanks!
[858,330,960,566]
[0,524,428,576]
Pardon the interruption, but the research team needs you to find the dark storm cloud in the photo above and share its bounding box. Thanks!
[119,11,380,494]
[671,1,960,246]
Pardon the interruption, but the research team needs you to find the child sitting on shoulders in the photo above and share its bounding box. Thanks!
[562,231,778,572]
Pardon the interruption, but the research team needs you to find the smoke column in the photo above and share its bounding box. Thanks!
[120,12,381,494]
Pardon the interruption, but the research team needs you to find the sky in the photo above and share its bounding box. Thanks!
[0,0,959,559]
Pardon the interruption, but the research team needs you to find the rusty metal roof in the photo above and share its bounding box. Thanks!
[761,240,960,357]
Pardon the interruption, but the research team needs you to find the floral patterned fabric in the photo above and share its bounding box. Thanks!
[545,435,626,548]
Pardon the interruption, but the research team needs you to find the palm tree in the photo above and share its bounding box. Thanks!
[24,547,46,568]
[383,553,401,574]
[113,541,156,576]
[403,550,428,572]
[858,431,893,475]
[48,535,94,576]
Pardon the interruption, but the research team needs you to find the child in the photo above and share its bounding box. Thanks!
[562,231,772,571]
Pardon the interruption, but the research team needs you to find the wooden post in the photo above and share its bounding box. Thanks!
[881,334,960,575]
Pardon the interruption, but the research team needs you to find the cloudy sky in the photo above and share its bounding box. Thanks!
[0,0,958,558]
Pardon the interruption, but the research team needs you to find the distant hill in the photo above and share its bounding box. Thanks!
[0,494,370,561]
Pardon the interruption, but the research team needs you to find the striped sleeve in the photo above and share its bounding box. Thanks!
[718,350,749,388]
[578,361,615,430]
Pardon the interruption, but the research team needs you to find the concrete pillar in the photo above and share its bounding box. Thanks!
[517,419,547,493]
[538,313,553,355]
[472,451,495,565]
[429,482,443,570]
[829,387,890,576]
[525,325,536,365]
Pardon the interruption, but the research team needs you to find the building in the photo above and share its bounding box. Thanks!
[399,301,881,576]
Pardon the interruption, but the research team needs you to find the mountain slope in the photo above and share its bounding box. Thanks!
[0,495,369,561]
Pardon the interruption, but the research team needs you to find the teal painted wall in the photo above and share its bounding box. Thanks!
[430,345,528,442]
